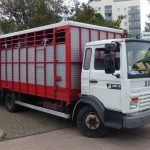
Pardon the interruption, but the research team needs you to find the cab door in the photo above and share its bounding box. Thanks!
[89,45,122,111]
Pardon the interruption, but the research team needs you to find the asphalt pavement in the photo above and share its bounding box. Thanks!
[0,105,71,140]
[0,126,150,150]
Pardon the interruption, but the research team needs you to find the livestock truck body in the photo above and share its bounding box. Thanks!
[1,21,150,138]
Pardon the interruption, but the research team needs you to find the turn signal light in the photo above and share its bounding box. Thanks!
[131,97,139,102]
[130,97,139,109]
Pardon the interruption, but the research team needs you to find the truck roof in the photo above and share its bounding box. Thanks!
[0,21,123,39]
[86,38,150,46]
[86,38,125,46]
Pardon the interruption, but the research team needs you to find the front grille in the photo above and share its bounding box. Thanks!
[139,94,150,109]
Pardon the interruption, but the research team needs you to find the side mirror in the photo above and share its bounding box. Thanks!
[105,43,120,52]
[105,43,116,52]
[104,53,115,74]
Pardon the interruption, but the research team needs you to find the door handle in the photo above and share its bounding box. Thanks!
[90,80,98,83]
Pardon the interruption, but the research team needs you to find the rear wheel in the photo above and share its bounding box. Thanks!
[5,92,18,112]
[77,105,109,138]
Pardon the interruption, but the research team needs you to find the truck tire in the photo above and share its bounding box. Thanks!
[77,105,109,138]
[4,93,18,112]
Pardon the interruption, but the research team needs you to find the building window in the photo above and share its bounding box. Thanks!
[124,22,127,26]
[95,7,101,12]
[124,8,127,13]
[98,7,101,11]
[117,8,120,13]
[124,15,127,18]
[105,5,112,22]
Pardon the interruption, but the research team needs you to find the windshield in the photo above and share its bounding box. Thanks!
[127,40,150,79]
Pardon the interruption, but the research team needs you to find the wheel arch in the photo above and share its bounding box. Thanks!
[0,88,10,104]
[72,95,106,122]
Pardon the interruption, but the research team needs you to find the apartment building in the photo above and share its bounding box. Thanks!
[89,0,150,37]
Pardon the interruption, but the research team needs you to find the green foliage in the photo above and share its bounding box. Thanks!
[123,29,129,38]
[0,0,125,34]
[68,3,105,24]
[0,0,66,33]
[145,22,150,32]
[145,14,150,32]
[67,3,125,30]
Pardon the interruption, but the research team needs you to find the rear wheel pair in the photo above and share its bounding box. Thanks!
[77,105,109,138]
[4,93,19,112]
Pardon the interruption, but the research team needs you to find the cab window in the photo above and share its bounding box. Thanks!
[83,48,92,70]
[94,48,120,70]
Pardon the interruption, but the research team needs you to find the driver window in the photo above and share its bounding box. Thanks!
[83,48,92,70]
[94,48,120,70]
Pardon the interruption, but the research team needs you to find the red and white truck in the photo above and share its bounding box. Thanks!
[1,21,150,138]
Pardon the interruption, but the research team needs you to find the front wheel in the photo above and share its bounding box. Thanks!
[77,105,109,138]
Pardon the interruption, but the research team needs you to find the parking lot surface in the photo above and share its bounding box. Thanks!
[1,104,150,150]
[1,127,150,150]
[0,105,71,140]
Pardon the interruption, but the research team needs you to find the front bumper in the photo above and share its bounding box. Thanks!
[123,109,150,128]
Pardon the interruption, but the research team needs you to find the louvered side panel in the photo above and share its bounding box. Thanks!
[116,33,122,38]
[71,64,80,89]
[7,64,12,81]
[108,32,114,39]
[36,46,44,62]
[82,29,89,53]
[20,64,26,83]
[46,46,54,61]
[13,49,19,62]
[1,64,5,80]
[1,50,6,80]
[71,27,80,61]
[56,44,66,62]
[20,48,26,62]
[56,64,66,88]
[36,64,44,85]
[100,31,106,40]
[28,47,35,62]
[13,64,19,82]
[46,64,54,86]
[1,50,6,62]
[91,30,98,41]
[28,64,34,84]
[7,49,12,62]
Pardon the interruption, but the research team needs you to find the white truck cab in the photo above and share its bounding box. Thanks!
[75,39,150,138]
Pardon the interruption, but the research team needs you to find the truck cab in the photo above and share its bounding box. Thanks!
[75,39,150,137]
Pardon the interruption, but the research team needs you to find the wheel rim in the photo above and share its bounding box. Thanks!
[85,112,101,130]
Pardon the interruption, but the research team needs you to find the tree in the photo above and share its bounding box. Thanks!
[0,0,66,33]
[0,0,125,34]
[145,22,150,32]
[67,2,125,29]
[68,3,105,24]
[145,14,150,32]
[123,29,129,38]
